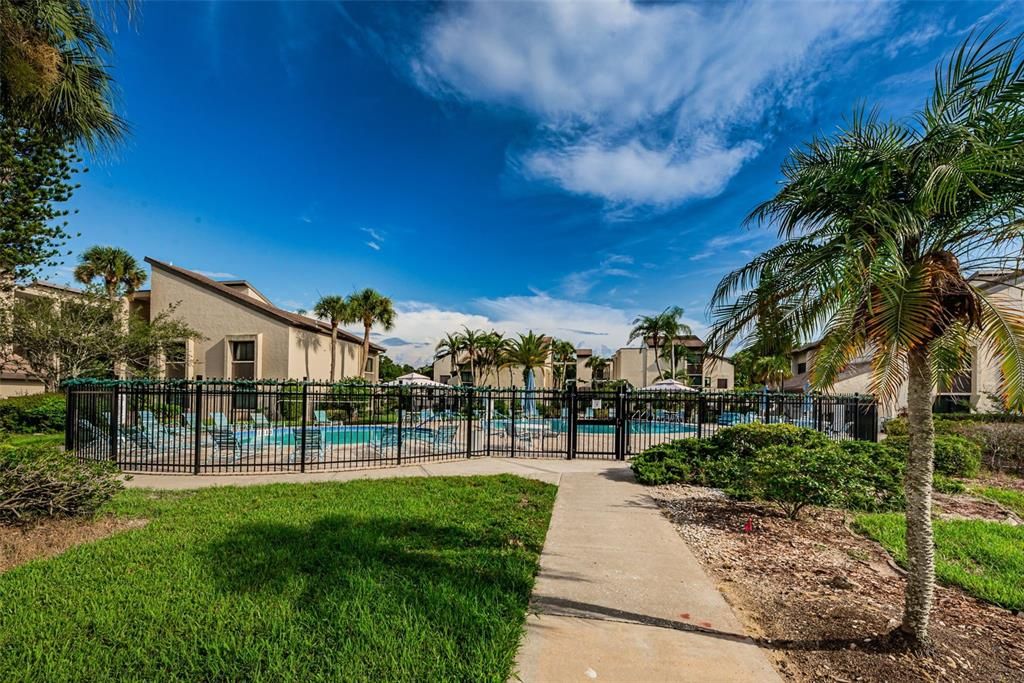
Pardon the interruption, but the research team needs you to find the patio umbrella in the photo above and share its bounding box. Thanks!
[381,372,452,389]
[522,368,538,417]
[642,378,697,391]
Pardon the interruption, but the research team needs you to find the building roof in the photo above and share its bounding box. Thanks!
[575,348,593,357]
[145,257,385,351]
[24,280,83,295]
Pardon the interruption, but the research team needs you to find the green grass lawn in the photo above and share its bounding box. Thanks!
[972,485,1024,517]
[854,513,1024,611]
[0,475,556,682]
[0,432,64,450]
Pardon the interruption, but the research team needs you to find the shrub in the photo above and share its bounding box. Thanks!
[885,434,982,477]
[883,417,908,436]
[0,393,66,433]
[711,422,829,460]
[748,443,876,519]
[973,422,1024,474]
[630,440,714,486]
[0,445,122,524]
[836,440,905,511]
[933,474,966,494]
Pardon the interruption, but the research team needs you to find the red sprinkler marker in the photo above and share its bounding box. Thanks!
[742,517,753,533]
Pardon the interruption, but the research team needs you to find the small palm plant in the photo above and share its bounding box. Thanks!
[708,32,1024,648]
[313,295,349,382]
[73,246,146,300]
[460,326,487,386]
[551,339,577,389]
[342,288,395,380]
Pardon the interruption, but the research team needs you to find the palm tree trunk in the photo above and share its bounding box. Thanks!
[652,336,663,378]
[362,325,371,380]
[902,345,936,648]
[329,324,338,382]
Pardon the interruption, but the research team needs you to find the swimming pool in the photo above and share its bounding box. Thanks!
[491,419,696,435]
[236,425,390,446]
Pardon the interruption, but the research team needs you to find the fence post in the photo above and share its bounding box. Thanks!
[567,384,577,460]
[697,390,704,440]
[466,388,473,458]
[193,382,203,475]
[615,386,626,461]
[300,382,309,472]
[396,387,404,465]
[109,383,120,464]
[510,387,516,458]
[852,394,860,442]
[64,385,75,452]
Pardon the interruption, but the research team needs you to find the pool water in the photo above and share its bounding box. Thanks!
[492,419,696,435]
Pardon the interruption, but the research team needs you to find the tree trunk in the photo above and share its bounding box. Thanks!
[652,336,663,378]
[902,345,936,648]
[362,325,371,380]
[329,324,338,382]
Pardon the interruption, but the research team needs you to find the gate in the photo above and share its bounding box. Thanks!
[571,388,626,460]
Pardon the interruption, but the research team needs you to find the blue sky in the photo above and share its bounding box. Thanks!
[54,0,1022,365]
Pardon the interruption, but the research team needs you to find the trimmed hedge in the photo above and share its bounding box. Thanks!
[0,393,66,434]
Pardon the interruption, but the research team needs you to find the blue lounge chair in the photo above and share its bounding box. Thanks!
[432,425,459,450]
[207,427,248,463]
[289,427,324,463]
[252,411,272,428]
[314,410,342,426]
[210,412,231,429]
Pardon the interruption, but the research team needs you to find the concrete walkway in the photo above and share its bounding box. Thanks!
[124,457,778,682]
[513,466,780,683]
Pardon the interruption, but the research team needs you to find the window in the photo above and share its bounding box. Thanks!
[230,341,255,379]
[935,367,971,413]
[165,341,187,379]
[717,378,728,389]
[797,362,807,375]
[364,356,375,373]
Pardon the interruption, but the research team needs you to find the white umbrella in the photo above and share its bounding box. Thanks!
[382,372,453,389]
[643,378,698,392]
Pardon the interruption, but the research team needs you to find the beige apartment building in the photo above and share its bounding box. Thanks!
[0,259,384,397]
[784,270,1024,417]
[431,335,734,390]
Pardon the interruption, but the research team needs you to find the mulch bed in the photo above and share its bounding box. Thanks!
[0,516,147,573]
[649,485,1024,682]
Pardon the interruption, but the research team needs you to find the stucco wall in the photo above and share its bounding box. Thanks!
[287,327,373,381]
[0,379,45,399]
[150,268,292,379]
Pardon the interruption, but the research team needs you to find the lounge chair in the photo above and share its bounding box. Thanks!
[252,411,272,428]
[207,427,248,463]
[376,426,400,451]
[137,412,185,451]
[313,410,342,426]
[75,419,109,457]
[289,427,325,463]
[210,412,231,429]
[432,425,459,450]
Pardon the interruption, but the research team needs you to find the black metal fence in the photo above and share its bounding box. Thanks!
[64,379,878,474]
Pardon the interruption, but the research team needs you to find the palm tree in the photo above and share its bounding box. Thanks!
[435,331,466,384]
[460,326,487,386]
[752,354,792,390]
[313,295,349,382]
[585,355,610,383]
[551,339,577,389]
[342,288,395,380]
[629,307,689,378]
[506,332,551,386]
[0,0,130,149]
[657,306,692,376]
[478,331,507,386]
[73,246,146,300]
[707,32,1024,648]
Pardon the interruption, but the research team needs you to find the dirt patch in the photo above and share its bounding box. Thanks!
[650,485,1024,682]
[934,493,1022,524]
[0,516,147,573]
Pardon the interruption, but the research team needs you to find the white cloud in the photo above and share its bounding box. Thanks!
[689,232,762,261]
[561,253,638,297]
[884,23,943,58]
[364,293,706,366]
[361,227,385,242]
[525,139,762,206]
[411,1,892,207]
[365,241,381,251]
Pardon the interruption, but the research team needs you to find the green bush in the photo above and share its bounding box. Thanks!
[0,393,66,433]
[933,474,966,494]
[748,443,877,519]
[630,440,715,486]
[885,434,982,477]
[883,417,908,436]
[0,445,122,524]
[836,440,905,511]
[711,422,829,460]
